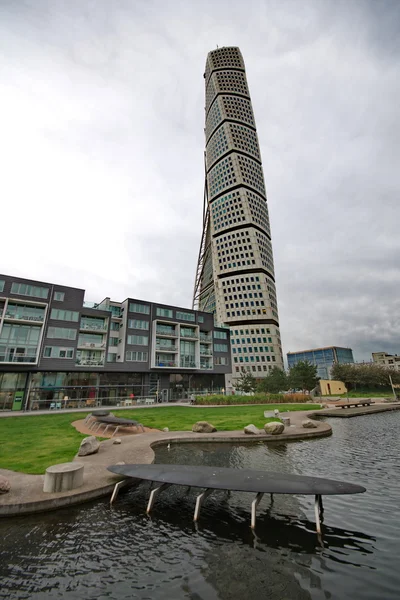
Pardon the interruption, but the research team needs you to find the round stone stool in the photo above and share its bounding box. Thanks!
[43,462,84,493]
[281,417,291,427]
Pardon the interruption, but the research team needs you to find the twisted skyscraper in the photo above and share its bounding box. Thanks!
[193,47,283,380]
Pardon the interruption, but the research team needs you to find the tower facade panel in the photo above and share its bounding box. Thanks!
[194,47,284,379]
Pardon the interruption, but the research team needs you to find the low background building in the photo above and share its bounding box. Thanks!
[372,352,400,371]
[319,380,347,396]
[287,346,354,380]
[0,274,231,411]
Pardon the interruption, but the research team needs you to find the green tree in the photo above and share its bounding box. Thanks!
[331,362,400,390]
[288,361,319,392]
[257,367,288,394]
[235,368,257,393]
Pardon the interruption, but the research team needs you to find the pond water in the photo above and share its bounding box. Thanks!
[1,412,399,599]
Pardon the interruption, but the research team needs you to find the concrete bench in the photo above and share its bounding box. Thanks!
[43,462,84,493]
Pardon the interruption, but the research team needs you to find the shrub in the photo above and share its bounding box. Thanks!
[193,393,311,405]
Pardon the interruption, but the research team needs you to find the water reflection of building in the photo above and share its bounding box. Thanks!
[0,274,231,410]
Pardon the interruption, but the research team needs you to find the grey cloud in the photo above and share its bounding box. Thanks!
[0,0,399,363]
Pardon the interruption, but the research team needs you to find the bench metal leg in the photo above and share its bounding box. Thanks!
[110,481,125,505]
[146,483,172,513]
[194,488,213,522]
[314,495,323,534]
[251,492,264,529]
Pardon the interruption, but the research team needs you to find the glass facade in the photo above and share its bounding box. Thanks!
[287,347,354,380]
[6,303,45,322]
[0,323,41,363]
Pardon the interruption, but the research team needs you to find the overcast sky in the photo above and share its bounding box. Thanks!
[1,0,399,363]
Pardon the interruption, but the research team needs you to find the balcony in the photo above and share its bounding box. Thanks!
[0,353,37,363]
[4,313,44,322]
[156,326,177,337]
[155,360,177,367]
[200,363,213,370]
[156,345,177,352]
[77,342,106,349]
[200,348,212,356]
[200,333,212,343]
[75,359,104,367]
[79,323,107,333]
[180,330,198,339]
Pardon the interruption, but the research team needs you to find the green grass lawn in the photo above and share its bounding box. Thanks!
[0,404,320,475]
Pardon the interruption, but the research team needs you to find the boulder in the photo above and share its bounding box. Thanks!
[163,427,169,432]
[302,419,317,429]
[0,475,11,494]
[244,424,260,435]
[264,421,284,435]
[78,436,100,456]
[113,438,122,445]
[192,421,217,433]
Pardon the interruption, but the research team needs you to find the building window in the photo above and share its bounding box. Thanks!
[214,343,228,352]
[214,330,228,340]
[156,308,173,318]
[127,335,148,345]
[110,321,120,331]
[176,311,195,322]
[198,316,204,323]
[215,356,229,365]
[128,319,149,330]
[0,280,4,293]
[109,337,119,346]
[11,282,49,299]
[126,351,148,362]
[129,302,150,315]
[50,308,79,322]
[53,291,65,302]
[47,327,77,340]
[107,353,117,362]
[43,346,74,359]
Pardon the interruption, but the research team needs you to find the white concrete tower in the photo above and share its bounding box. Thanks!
[193,47,284,381]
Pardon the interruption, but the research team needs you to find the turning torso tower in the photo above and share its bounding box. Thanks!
[193,47,284,380]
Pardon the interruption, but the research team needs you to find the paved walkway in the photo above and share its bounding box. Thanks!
[0,409,331,517]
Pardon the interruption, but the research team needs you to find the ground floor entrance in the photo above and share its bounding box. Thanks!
[0,370,226,410]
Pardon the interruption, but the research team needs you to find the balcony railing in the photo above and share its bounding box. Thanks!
[156,345,177,352]
[4,313,44,322]
[80,323,107,332]
[156,327,177,336]
[180,331,198,339]
[78,342,106,349]
[200,349,212,356]
[200,334,212,342]
[155,360,177,367]
[0,354,37,363]
[76,359,104,367]
[200,364,213,370]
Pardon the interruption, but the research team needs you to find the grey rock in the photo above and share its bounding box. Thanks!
[0,475,11,494]
[192,421,217,433]
[115,461,125,465]
[78,435,100,456]
[281,417,291,427]
[264,422,284,435]
[163,427,169,432]
[113,438,122,444]
[244,424,260,435]
[302,419,317,429]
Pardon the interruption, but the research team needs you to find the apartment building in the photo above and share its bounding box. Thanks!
[0,274,230,410]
